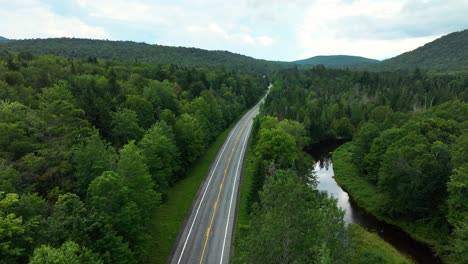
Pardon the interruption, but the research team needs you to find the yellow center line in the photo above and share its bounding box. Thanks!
[199,108,257,264]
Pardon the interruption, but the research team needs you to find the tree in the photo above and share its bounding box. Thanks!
[121,95,155,129]
[255,127,298,168]
[117,142,160,220]
[235,170,350,264]
[72,132,116,196]
[447,221,468,264]
[0,101,37,161]
[191,92,224,142]
[142,80,178,114]
[138,122,179,193]
[30,241,102,264]
[332,117,355,139]
[0,192,28,260]
[450,133,468,169]
[160,109,176,126]
[364,128,405,183]
[24,82,90,194]
[447,164,468,226]
[369,105,393,123]
[46,193,89,247]
[87,171,138,244]
[174,114,206,166]
[352,122,381,174]
[111,109,143,147]
[0,160,18,193]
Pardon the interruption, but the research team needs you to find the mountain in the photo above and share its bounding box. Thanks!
[377,29,468,72]
[0,36,9,43]
[293,55,379,68]
[0,38,289,74]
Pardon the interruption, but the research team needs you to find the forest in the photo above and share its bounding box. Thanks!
[253,66,468,263]
[1,34,467,263]
[0,38,287,74]
[234,115,353,263]
[0,50,266,263]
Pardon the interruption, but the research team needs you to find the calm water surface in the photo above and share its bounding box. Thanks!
[308,139,442,264]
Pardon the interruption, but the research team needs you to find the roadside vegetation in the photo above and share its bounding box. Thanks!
[234,115,352,263]
[146,126,232,264]
[0,51,266,263]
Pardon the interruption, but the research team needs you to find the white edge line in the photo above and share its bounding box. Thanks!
[176,109,252,264]
[219,117,253,264]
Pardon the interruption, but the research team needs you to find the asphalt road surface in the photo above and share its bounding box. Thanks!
[169,92,267,264]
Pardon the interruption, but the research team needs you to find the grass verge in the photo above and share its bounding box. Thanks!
[332,142,444,245]
[144,125,233,264]
[350,224,414,264]
[234,137,257,237]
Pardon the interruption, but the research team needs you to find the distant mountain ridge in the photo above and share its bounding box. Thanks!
[293,55,379,67]
[375,29,468,71]
[1,29,467,72]
[0,37,289,74]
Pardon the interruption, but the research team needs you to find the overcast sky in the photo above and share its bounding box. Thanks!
[1,0,467,61]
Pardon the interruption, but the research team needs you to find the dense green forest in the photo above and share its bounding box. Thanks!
[1,29,468,263]
[257,66,468,262]
[293,55,378,68]
[0,38,287,74]
[233,113,412,264]
[234,115,352,263]
[0,50,266,263]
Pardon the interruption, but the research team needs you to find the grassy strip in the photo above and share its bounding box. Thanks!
[145,126,233,264]
[332,142,442,245]
[350,224,414,264]
[234,137,257,237]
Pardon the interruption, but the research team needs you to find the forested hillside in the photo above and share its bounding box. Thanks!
[293,55,378,68]
[0,36,9,43]
[259,66,468,262]
[0,38,287,74]
[0,50,266,263]
[375,29,468,72]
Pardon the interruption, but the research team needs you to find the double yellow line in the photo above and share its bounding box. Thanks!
[199,108,257,264]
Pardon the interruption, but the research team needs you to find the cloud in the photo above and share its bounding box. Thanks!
[185,23,273,47]
[1,0,467,61]
[0,0,109,39]
[296,0,468,60]
[257,36,273,46]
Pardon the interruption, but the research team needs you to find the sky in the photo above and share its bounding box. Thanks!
[1,0,468,61]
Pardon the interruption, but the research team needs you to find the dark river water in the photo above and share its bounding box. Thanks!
[307,139,442,264]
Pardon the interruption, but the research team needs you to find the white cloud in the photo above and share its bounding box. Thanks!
[257,36,273,46]
[1,0,467,61]
[296,0,467,60]
[0,0,109,39]
[184,23,272,47]
[240,34,256,45]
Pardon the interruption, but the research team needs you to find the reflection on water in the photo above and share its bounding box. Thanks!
[308,139,441,264]
[315,162,354,224]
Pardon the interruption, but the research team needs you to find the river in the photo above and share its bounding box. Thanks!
[307,139,442,264]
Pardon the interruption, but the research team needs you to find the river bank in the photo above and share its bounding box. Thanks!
[331,142,443,263]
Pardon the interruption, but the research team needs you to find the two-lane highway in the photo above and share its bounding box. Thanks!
[169,92,267,264]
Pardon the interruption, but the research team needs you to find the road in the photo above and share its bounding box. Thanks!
[169,91,268,264]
